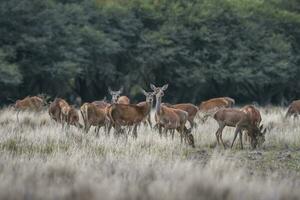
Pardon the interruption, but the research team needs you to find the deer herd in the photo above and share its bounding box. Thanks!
[12,84,300,150]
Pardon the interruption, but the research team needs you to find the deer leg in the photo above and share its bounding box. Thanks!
[16,110,20,123]
[217,124,226,149]
[231,127,241,149]
[239,130,243,149]
[158,125,162,137]
[147,115,152,129]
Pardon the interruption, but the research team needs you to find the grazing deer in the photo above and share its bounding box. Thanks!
[49,98,81,129]
[213,108,266,149]
[15,96,44,121]
[107,89,155,137]
[80,103,107,135]
[240,105,262,142]
[285,100,300,118]
[162,103,199,130]
[198,97,235,122]
[151,84,195,147]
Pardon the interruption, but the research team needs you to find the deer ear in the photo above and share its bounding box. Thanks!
[162,84,168,90]
[150,84,156,91]
[141,89,147,96]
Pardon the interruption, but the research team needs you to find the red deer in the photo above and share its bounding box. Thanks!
[285,100,300,118]
[92,97,111,109]
[162,103,199,129]
[151,84,195,147]
[240,105,262,142]
[80,103,107,135]
[213,108,266,149]
[49,98,81,128]
[15,96,44,121]
[107,89,154,137]
[137,90,155,128]
[198,97,235,122]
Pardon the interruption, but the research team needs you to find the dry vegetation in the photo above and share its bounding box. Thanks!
[0,107,300,200]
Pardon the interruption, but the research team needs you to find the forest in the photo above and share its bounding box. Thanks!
[0,0,300,105]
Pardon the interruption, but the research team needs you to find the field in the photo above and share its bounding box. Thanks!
[0,107,300,200]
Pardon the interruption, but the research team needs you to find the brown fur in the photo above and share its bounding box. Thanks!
[92,101,111,109]
[286,100,300,118]
[80,103,107,135]
[48,98,80,128]
[240,105,262,143]
[198,97,235,122]
[162,103,198,129]
[117,96,130,104]
[107,103,151,137]
[213,108,265,149]
[15,96,44,111]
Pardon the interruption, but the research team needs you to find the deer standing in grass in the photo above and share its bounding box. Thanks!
[240,105,262,143]
[49,98,81,129]
[198,97,235,123]
[107,89,155,137]
[151,84,195,147]
[80,102,107,136]
[162,103,199,130]
[15,96,44,122]
[213,108,266,149]
[285,100,300,118]
[137,90,155,128]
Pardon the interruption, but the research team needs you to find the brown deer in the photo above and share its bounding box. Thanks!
[49,98,81,129]
[198,97,235,122]
[15,96,44,121]
[213,108,266,149]
[285,100,300,118]
[240,105,262,142]
[151,84,195,147]
[162,103,199,130]
[80,102,107,135]
[107,89,155,137]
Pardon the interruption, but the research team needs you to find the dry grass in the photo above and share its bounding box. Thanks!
[0,107,300,200]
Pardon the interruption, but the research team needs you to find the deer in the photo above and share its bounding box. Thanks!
[80,102,107,136]
[161,103,199,130]
[240,105,262,143]
[108,87,124,103]
[285,100,300,118]
[49,98,81,129]
[151,84,195,148]
[107,89,155,138]
[198,97,235,123]
[137,90,155,128]
[213,108,266,149]
[15,96,44,122]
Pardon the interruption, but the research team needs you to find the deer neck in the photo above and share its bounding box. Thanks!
[155,95,162,116]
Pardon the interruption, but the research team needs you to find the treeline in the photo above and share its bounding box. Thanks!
[0,0,300,105]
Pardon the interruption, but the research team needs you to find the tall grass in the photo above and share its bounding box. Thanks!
[0,107,299,200]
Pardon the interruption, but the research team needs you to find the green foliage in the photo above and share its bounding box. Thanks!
[0,0,299,104]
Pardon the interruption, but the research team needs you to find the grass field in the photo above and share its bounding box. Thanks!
[0,107,300,200]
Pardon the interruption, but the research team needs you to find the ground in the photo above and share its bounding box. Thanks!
[0,107,299,200]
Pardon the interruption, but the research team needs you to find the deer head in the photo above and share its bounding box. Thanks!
[250,124,266,148]
[108,87,123,103]
[150,84,168,97]
[141,89,155,103]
